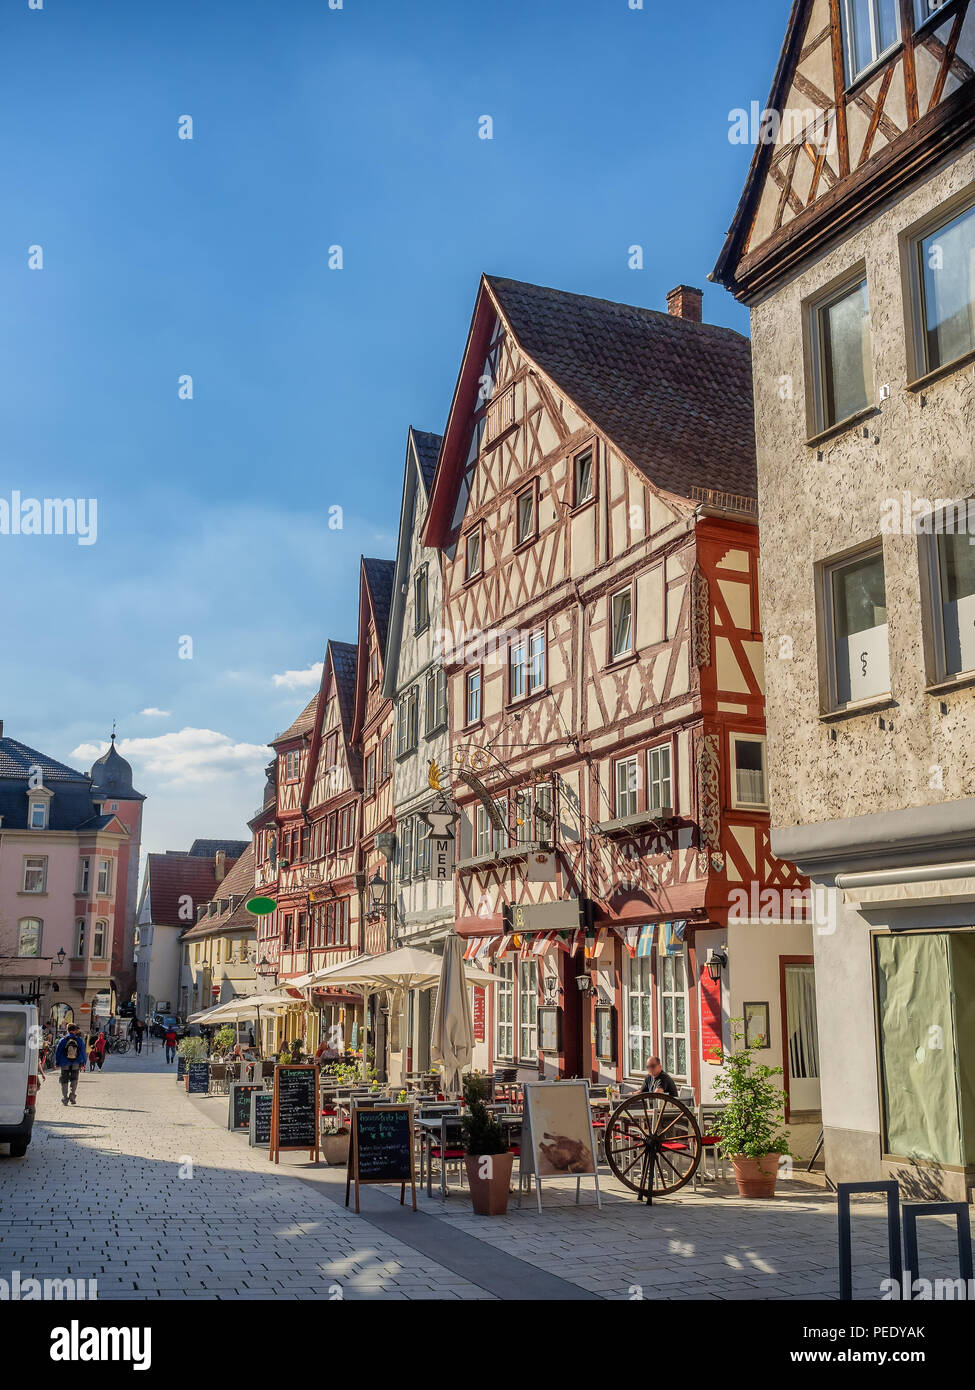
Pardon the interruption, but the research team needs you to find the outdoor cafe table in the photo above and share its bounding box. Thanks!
[415,1112,523,1193]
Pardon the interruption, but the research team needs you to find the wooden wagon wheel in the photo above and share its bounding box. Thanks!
[604,1093,702,1203]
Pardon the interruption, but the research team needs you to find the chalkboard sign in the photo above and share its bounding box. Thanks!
[345,1104,416,1213]
[249,1091,273,1147]
[176,1056,187,1082]
[270,1064,319,1163]
[229,1083,261,1132]
[186,1062,210,1094]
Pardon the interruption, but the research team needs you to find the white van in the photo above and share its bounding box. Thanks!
[0,999,40,1157]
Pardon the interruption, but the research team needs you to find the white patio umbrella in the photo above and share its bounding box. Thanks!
[431,933,474,1094]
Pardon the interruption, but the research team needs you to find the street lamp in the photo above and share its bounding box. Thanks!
[705,949,728,982]
[368,869,388,912]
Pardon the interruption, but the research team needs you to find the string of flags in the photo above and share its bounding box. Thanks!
[461,921,687,962]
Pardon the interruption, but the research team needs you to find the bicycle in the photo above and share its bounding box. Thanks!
[108,1035,129,1055]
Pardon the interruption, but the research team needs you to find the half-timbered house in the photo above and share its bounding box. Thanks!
[713,0,975,1194]
[351,558,397,1067]
[381,429,468,1077]
[424,275,816,1141]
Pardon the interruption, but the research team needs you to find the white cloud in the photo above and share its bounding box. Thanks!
[71,728,270,788]
[271,662,323,691]
[140,707,172,718]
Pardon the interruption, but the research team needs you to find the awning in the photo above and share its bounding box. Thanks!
[837,860,975,909]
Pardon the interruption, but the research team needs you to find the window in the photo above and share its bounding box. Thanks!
[529,629,546,693]
[380,732,391,782]
[282,913,294,949]
[922,511,975,680]
[495,961,514,1059]
[414,566,430,632]
[29,801,46,830]
[18,918,42,958]
[615,756,640,818]
[647,743,673,812]
[509,634,527,701]
[659,952,688,1078]
[399,819,414,881]
[914,201,975,375]
[465,669,481,726]
[842,0,901,84]
[414,817,431,877]
[534,782,554,840]
[519,959,538,1060]
[92,920,108,960]
[74,919,86,958]
[475,805,493,857]
[486,384,515,440]
[326,813,337,854]
[574,447,594,505]
[77,858,90,894]
[323,731,338,776]
[610,587,633,660]
[516,486,536,544]
[811,277,873,430]
[296,912,307,949]
[23,856,47,894]
[464,526,482,581]
[216,937,223,965]
[425,666,447,733]
[338,805,355,850]
[284,750,301,781]
[397,687,419,755]
[299,827,309,862]
[822,547,889,707]
[368,643,379,687]
[326,898,350,946]
[731,734,768,809]
[364,752,376,798]
[914,0,951,26]
[492,797,508,851]
[626,956,654,1075]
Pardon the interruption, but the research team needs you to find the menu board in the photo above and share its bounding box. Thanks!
[176,1055,187,1082]
[187,1062,210,1094]
[229,1082,261,1132]
[345,1104,416,1214]
[270,1064,319,1163]
[249,1091,273,1147]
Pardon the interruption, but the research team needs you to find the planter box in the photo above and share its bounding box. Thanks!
[730,1153,781,1198]
[465,1151,515,1216]
[322,1132,351,1166]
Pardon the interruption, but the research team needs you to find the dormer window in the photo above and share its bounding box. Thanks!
[842,0,901,86]
[29,801,47,830]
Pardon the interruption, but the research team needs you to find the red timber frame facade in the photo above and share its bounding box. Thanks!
[424,277,808,1097]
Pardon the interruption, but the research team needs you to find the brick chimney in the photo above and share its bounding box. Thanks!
[666,285,704,323]
[214,850,227,882]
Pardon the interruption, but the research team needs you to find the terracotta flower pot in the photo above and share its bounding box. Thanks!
[730,1153,781,1198]
[464,1152,515,1215]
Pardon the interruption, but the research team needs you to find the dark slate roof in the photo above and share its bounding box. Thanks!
[90,738,145,801]
[329,641,358,736]
[272,694,319,745]
[76,813,121,832]
[188,838,249,858]
[0,738,87,783]
[362,558,396,655]
[411,428,442,494]
[486,276,757,500]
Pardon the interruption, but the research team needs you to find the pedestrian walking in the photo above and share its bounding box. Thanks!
[163,1025,178,1064]
[90,1031,108,1071]
[54,1026,87,1106]
[129,1016,145,1054]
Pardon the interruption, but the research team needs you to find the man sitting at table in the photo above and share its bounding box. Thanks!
[642,1056,679,1098]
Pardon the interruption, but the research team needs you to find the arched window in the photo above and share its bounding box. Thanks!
[92,920,108,959]
[74,919,86,958]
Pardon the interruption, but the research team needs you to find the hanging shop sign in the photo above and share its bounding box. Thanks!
[245,897,277,916]
[508,899,589,934]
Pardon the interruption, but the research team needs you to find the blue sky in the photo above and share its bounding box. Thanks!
[0,0,786,856]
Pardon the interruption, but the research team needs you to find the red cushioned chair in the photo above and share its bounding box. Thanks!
[426,1115,467,1200]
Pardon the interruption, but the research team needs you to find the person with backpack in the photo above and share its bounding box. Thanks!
[90,1031,108,1071]
[128,1016,145,1054]
[163,1025,178,1064]
[54,1026,87,1105]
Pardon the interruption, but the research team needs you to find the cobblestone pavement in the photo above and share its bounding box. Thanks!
[1,1051,969,1301]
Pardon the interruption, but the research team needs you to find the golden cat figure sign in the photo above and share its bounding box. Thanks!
[518,1080,602,1214]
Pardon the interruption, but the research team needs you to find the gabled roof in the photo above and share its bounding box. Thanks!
[141,851,241,929]
[351,557,396,743]
[301,639,363,807]
[271,693,319,746]
[0,735,125,833]
[424,275,756,546]
[382,428,444,701]
[0,738,88,783]
[180,846,257,940]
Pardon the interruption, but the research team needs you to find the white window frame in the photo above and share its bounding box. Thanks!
[495,960,515,1060]
[92,919,108,960]
[74,918,86,958]
[414,565,430,633]
[23,856,48,894]
[659,951,689,1080]
[529,628,546,693]
[509,635,527,701]
[730,733,769,811]
[518,958,538,1061]
[97,858,113,895]
[610,586,634,661]
[414,817,431,877]
[809,274,873,432]
[625,955,655,1077]
[424,665,447,734]
[841,0,902,86]
[574,447,594,506]
[464,527,482,581]
[77,857,90,894]
[913,0,950,32]
[29,800,47,830]
[18,917,42,958]
[647,742,673,813]
[399,819,414,883]
[534,782,554,841]
[465,669,481,726]
[918,503,975,683]
[475,805,492,857]
[615,756,640,818]
[516,486,536,545]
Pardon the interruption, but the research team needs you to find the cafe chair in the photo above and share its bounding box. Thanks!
[695,1104,728,1187]
[426,1115,467,1200]
[208,1062,228,1096]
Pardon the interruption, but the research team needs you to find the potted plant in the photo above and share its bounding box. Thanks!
[212,1026,236,1058]
[321,1124,351,1165]
[461,1074,513,1216]
[177,1035,208,1088]
[709,1020,790,1198]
